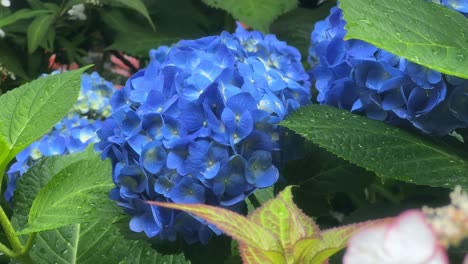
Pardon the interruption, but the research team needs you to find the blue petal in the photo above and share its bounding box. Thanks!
[140,141,167,174]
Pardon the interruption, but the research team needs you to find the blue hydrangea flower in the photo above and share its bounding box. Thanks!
[309,4,468,135]
[6,72,115,201]
[96,25,311,243]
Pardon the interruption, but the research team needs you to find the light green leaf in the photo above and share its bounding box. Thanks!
[0,9,50,28]
[111,0,155,31]
[0,66,91,176]
[27,14,55,53]
[340,0,468,79]
[17,148,116,234]
[281,105,468,188]
[248,186,319,259]
[238,244,286,264]
[202,0,298,32]
[146,201,283,254]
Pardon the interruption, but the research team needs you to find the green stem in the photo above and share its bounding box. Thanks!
[0,241,16,258]
[22,233,37,255]
[0,206,23,253]
[371,184,400,205]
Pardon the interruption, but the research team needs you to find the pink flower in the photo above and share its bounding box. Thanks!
[110,53,140,77]
[343,210,448,264]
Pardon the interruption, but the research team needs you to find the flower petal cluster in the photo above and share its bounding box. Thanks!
[6,72,115,201]
[68,4,87,21]
[96,25,310,243]
[309,4,468,135]
[343,210,449,264]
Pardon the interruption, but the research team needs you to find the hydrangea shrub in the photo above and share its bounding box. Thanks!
[96,25,311,243]
[309,2,468,135]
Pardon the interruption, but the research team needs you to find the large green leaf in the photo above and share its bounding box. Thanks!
[17,148,116,234]
[0,66,90,175]
[339,0,468,79]
[0,9,50,28]
[281,105,468,188]
[12,148,187,264]
[202,0,298,32]
[27,220,131,264]
[27,14,55,53]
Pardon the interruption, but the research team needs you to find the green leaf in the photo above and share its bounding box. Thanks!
[27,220,132,264]
[27,14,55,53]
[339,0,468,79]
[281,105,468,188]
[0,9,50,28]
[17,148,116,234]
[248,186,319,259]
[0,41,29,80]
[246,186,274,212]
[270,3,334,59]
[202,0,298,32]
[238,244,286,264]
[111,0,155,31]
[12,148,188,264]
[100,9,149,34]
[106,32,179,57]
[122,240,189,264]
[293,219,389,263]
[145,201,283,254]
[0,66,91,175]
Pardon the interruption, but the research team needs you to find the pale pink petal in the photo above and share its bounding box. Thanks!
[343,223,388,264]
[384,210,438,262]
[344,209,449,264]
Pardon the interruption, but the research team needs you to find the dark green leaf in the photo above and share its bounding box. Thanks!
[27,14,55,53]
[202,0,298,32]
[13,149,133,264]
[122,240,189,264]
[27,220,132,264]
[0,9,50,28]
[0,40,29,80]
[340,0,468,79]
[0,66,90,175]
[110,0,155,30]
[281,105,468,188]
[106,32,179,57]
[271,3,334,58]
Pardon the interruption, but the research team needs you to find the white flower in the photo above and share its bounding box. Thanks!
[0,29,4,38]
[67,4,87,21]
[1,0,10,7]
[343,210,448,264]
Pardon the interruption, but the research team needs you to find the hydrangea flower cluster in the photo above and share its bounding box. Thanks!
[309,3,468,135]
[6,72,115,201]
[96,25,311,243]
